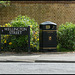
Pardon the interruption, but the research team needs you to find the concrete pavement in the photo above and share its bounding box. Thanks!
[0,52,75,62]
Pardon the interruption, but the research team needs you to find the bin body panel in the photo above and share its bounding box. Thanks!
[43,31,57,47]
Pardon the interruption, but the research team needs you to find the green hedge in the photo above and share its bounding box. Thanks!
[1,15,39,52]
[57,22,75,51]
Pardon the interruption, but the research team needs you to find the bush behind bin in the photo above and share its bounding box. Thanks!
[57,22,75,51]
[0,15,39,52]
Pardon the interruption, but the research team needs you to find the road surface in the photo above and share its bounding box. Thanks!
[0,62,75,74]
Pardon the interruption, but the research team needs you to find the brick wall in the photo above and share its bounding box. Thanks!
[0,1,75,28]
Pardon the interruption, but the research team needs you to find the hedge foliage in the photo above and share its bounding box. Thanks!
[0,15,39,52]
[57,22,75,51]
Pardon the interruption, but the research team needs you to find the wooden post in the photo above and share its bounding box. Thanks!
[28,26,30,52]
[0,27,1,51]
[0,34,1,51]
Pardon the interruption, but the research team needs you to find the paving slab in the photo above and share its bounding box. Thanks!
[35,53,75,62]
[0,52,75,62]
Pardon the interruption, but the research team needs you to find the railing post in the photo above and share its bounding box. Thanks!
[0,34,1,51]
[28,26,30,53]
[0,27,1,51]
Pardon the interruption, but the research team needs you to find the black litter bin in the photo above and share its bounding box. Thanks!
[39,21,57,52]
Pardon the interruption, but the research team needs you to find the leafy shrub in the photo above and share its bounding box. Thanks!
[57,22,75,51]
[0,1,10,9]
[0,23,11,51]
[0,1,10,6]
[0,15,39,52]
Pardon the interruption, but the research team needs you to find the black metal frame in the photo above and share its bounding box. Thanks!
[0,26,30,52]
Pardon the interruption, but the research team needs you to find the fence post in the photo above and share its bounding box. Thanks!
[0,27,1,51]
[28,26,30,52]
[0,33,1,51]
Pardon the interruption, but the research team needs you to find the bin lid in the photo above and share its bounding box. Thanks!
[40,21,57,25]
